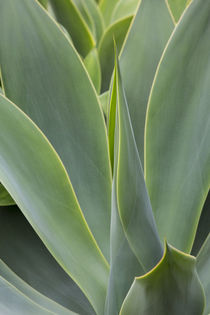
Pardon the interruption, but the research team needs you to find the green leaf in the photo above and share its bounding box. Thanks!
[0,275,53,315]
[111,0,140,22]
[0,206,96,315]
[38,0,48,8]
[0,183,15,206]
[99,91,109,118]
[120,0,174,164]
[99,16,132,92]
[0,0,112,261]
[0,94,108,315]
[120,243,205,315]
[84,48,101,93]
[0,258,76,315]
[105,60,143,315]
[99,0,120,26]
[112,57,163,272]
[74,0,104,44]
[167,0,190,23]
[145,0,210,253]
[49,0,95,57]
[197,234,210,315]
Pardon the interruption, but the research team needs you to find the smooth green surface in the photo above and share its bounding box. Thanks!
[0,276,53,315]
[113,58,163,271]
[0,183,14,206]
[99,91,109,118]
[105,62,143,315]
[0,0,112,261]
[49,0,94,57]
[197,234,210,315]
[145,0,210,252]
[167,0,189,22]
[84,48,101,93]
[99,16,132,92]
[75,0,104,44]
[99,0,119,26]
[0,259,76,315]
[0,206,95,315]
[120,0,174,164]
[120,244,205,315]
[0,94,109,315]
[111,0,140,22]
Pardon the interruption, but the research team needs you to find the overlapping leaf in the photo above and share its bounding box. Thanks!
[120,0,174,164]
[0,183,14,206]
[0,0,112,260]
[145,0,210,252]
[167,0,190,23]
[0,206,95,315]
[120,243,205,315]
[0,94,108,315]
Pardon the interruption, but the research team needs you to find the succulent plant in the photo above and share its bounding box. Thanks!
[0,0,209,314]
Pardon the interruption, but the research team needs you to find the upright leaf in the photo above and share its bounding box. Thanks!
[99,0,120,26]
[145,0,210,252]
[0,94,108,315]
[105,63,143,315]
[49,0,94,57]
[111,0,140,22]
[120,0,174,164]
[0,206,95,315]
[0,0,112,260]
[113,57,163,271]
[120,243,205,315]
[99,16,132,92]
[197,234,210,315]
[84,48,101,93]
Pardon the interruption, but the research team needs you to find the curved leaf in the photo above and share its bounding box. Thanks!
[167,0,189,23]
[99,16,132,92]
[74,0,104,44]
[145,0,210,252]
[99,91,109,118]
[197,234,210,315]
[99,0,120,26]
[0,183,14,206]
[84,48,101,94]
[0,259,76,315]
[112,57,163,271]
[0,94,109,315]
[0,275,53,315]
[49,0,94,57]
[120,243,205,315]
[111,0,140,22]
[0,206,95,315]
[0,0,111,261]
[120,0,174,164]
[105,62,143,315]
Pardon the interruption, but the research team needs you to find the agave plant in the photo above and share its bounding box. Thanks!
[0,0,209,314]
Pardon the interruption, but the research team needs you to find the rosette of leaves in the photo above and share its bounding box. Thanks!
[0,0,209,314]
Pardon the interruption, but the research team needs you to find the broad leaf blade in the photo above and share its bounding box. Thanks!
[49,0,94,57]
[0,0,112,261]
[99,0,120,26]
[111,0,140,22]
[99,16,132,92]
[120,0,174,164]
[0,94,108,315]
[0,206,95,315]
[113,58,163,271]
[145,0,210,252]
[120,243,205,315]
[197,234,210,315]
